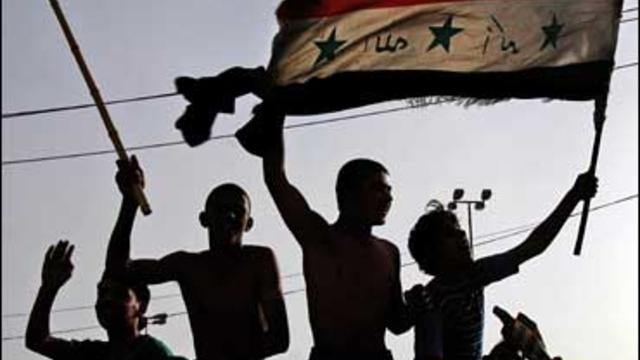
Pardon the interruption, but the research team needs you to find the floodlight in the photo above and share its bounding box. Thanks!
[453,188,464,200]
[481,189,492,201]
[447,202,457,210]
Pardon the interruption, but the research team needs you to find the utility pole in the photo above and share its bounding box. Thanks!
[447,188,492,259]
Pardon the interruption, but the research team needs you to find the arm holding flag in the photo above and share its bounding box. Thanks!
[505,173,598,266]
[238,104,330,247]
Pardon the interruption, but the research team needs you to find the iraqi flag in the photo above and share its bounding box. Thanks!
[266,0,624,114]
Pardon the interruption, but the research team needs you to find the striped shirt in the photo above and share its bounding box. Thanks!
[413,253,519,360]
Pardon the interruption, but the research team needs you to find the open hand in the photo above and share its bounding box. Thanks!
[41,240,74,290]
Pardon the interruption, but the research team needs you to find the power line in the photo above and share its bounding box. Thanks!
[0,102,436,166]
[472,194,639,240]
[2,61,638,167]
[1,92,178,119]
[2,193,635,324]
[622,6,638,13]
[613,61,639,70]
[621,17,638,23]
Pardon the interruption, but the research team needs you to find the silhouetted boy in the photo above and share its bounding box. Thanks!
[406,173,597,360]
[112,157,289,360]
[26,239,181,359]
[237,105,414,360]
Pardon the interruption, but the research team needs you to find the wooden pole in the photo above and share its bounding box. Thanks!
[573,94,608,255]
[48,0,151,215]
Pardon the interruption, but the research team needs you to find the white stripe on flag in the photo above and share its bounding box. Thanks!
[269,0,620,85]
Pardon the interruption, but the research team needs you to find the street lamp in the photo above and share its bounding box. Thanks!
[447,188,492,258]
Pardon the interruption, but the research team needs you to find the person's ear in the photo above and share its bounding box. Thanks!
[244,217,254,232]
[199,211,210,228]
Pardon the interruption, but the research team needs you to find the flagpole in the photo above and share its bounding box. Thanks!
[573,94,608,255]
[47,0,152,215]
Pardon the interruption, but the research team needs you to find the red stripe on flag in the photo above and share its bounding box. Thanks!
[276,0,471,20]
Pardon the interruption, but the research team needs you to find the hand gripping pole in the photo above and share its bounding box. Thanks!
[573,94,608,255]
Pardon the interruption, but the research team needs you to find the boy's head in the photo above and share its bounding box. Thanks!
[335,158,392,226]
[200,183,253,247]
[95,277,150,333]
[408,200,472,275]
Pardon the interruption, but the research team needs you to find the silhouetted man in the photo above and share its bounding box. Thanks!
[406,172,597,360]
[237,105,414,360]
[112,156,289,360]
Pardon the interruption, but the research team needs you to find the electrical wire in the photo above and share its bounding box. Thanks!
[2,61,638,167]
[0,101,442,166]
[1,92,178,119]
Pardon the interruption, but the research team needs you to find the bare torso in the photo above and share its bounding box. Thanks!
[172,246,272,360]
[303,225,398,352]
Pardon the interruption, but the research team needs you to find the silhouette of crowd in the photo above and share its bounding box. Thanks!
[26,62,597,360]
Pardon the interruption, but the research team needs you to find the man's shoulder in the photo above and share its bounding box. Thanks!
[158,250,209,272]
[242,245,277,262]
[242,244,274,253]
[372,236,400,254]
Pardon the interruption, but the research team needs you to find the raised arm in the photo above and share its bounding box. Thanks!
[106,156,184,284]
[104,156,143,279]
[239,104,329,246]
[506,172,598,265]
[255,248,290,357]
[26,240,75,358]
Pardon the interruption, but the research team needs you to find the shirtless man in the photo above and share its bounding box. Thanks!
[237,106,413,360]
[112,156,289,360]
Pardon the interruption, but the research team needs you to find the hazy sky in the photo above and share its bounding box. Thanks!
[2,1,638,359]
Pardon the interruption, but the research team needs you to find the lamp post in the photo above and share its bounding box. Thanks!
[447,188,492,259]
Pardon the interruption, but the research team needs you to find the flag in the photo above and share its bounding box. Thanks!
[266,0,623,114]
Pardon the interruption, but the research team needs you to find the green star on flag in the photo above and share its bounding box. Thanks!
[314,27,347,66]
[540,14,564,50]
[427,15,464,52]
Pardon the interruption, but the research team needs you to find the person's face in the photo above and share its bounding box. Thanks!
[433,220,472,272]
[353,171,393,226]
[203,191,252,247]
[95,280,141,333]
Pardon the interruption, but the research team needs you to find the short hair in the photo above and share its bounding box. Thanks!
[205,183,251,212]
[407,200,459,275]
[335,158,388,212]
[97,276,151,330]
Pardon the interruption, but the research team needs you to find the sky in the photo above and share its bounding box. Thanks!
[1,1,638,359]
